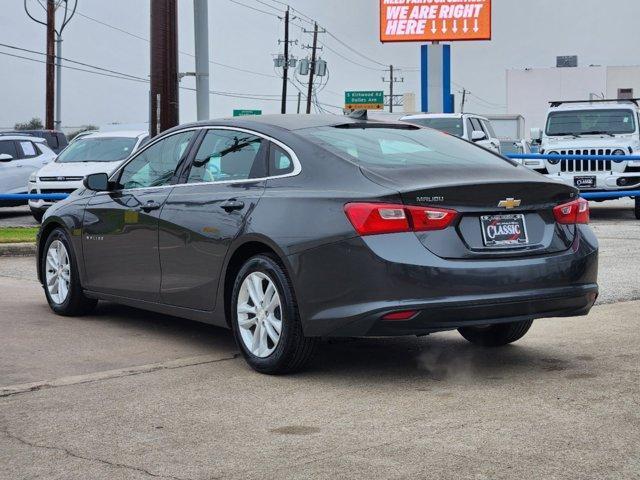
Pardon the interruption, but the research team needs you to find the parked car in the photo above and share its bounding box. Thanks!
[0,135,56,207]
[28,131,149,221]
[37,115,598,374]
[401,113,502,153]
[0,130,68,154]
[531,99,640,219]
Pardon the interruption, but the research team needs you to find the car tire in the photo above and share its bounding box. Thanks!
[230,254,317,374]
[30,208,44,223]
[41,227,97,316]
[458,319,533,347]
[635,197,640,220]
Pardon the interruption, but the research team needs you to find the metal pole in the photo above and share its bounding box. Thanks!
[389,65,394,113]
[45,0,55,130]
[297,91,301,114]
[193,0,210,121]
[55,34,62,129]
[281,7,289,114]
[306,23,318,114]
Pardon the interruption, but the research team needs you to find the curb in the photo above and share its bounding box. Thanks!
[0,243,37,257]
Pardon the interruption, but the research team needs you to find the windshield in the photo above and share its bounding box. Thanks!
[56,137,137,163]
[299,125,510,168]
[546,109,636,136]
[403,117,464,137]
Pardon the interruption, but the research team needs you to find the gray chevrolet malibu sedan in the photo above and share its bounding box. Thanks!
[37,114,598,374]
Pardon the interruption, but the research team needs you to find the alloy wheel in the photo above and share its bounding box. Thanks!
[45,240,71,305]
[237,272,283,358]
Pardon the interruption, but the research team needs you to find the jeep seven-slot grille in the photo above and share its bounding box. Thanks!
[557,149,620,172]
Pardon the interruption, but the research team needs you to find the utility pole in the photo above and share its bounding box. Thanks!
[383,65,404,113]
[193,0,210,121]
[45,0,55,130]
[24,0,76,131]
[305,23,320,114]
[297,92,302,114]
[150,0,179,137]
[460,88,467,113]
[280,7,290,114]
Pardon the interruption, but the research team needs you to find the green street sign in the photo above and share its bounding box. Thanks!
[233,109,262,117]
[345,91,384,110]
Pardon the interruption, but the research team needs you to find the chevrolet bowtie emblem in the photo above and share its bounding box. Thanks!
[498,198,522,209]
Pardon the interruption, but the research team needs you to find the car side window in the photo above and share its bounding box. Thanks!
[187,129,265,184]
[481,120,496,138]
[269,143,294,176]
[118,131,195,190]
[18,141,38,159]
[0,140,18,159]
[465,119,474,139]
[470,118,484,133]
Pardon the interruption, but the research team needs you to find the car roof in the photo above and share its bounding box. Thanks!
[170,114,413,133]
[401,113,488,121]
[549,102,638,111]
[0,134,47,142]
[82,130,148,140]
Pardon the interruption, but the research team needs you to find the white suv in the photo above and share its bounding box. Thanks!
[401,113,502,153]
[28,131,149,221]
[0,135,56,207]
[530,99,640,218]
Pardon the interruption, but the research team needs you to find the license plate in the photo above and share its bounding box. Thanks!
[574,176,596,189]
[480,214,529,247]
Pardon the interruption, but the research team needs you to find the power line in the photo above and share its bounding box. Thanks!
[74,9,279,79]
[0,48,297,102]
[227,0,280,18]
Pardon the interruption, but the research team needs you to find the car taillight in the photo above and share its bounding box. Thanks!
[553,198,589,225]
[344,202,458,236]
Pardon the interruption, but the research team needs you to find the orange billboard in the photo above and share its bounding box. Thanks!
[380,0,492,43]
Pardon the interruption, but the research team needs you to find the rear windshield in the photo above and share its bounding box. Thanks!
[299,125,510,168]
[402,117,463,136]
[57,137,137,163]
[546,109,636,136]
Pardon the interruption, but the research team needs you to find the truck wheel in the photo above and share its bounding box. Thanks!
[458,319,533,347]
[635,197,640,220]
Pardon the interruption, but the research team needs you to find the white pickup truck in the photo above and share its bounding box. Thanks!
[530,99,640,219]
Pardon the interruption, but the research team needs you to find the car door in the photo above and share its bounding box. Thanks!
[16,140,49,182]
[158,128,269,311]
[0,140,23,193]
[82,130,197,302]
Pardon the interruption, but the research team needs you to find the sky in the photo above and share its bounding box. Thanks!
[0,0,638,131]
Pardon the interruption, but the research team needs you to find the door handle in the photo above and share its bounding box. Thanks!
[220,199,245,212]
[137,200,161,212]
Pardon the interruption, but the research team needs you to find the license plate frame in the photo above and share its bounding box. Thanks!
[574,176,597,189]
[480,214,529,247]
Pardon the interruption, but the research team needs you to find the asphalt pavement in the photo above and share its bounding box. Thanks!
[0,199,638,479]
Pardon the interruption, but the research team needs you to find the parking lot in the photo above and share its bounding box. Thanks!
[0,200,638,480]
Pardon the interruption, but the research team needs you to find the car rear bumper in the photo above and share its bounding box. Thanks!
[289,225,598,337]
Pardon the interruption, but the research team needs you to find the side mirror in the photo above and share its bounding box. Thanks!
[471,130,487,142]
[0,153,14,162]
[530,127,543,141]
[83,172,109,191]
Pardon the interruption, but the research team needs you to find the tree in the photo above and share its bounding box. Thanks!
[14,117,44,130]
[68,125,98,141]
